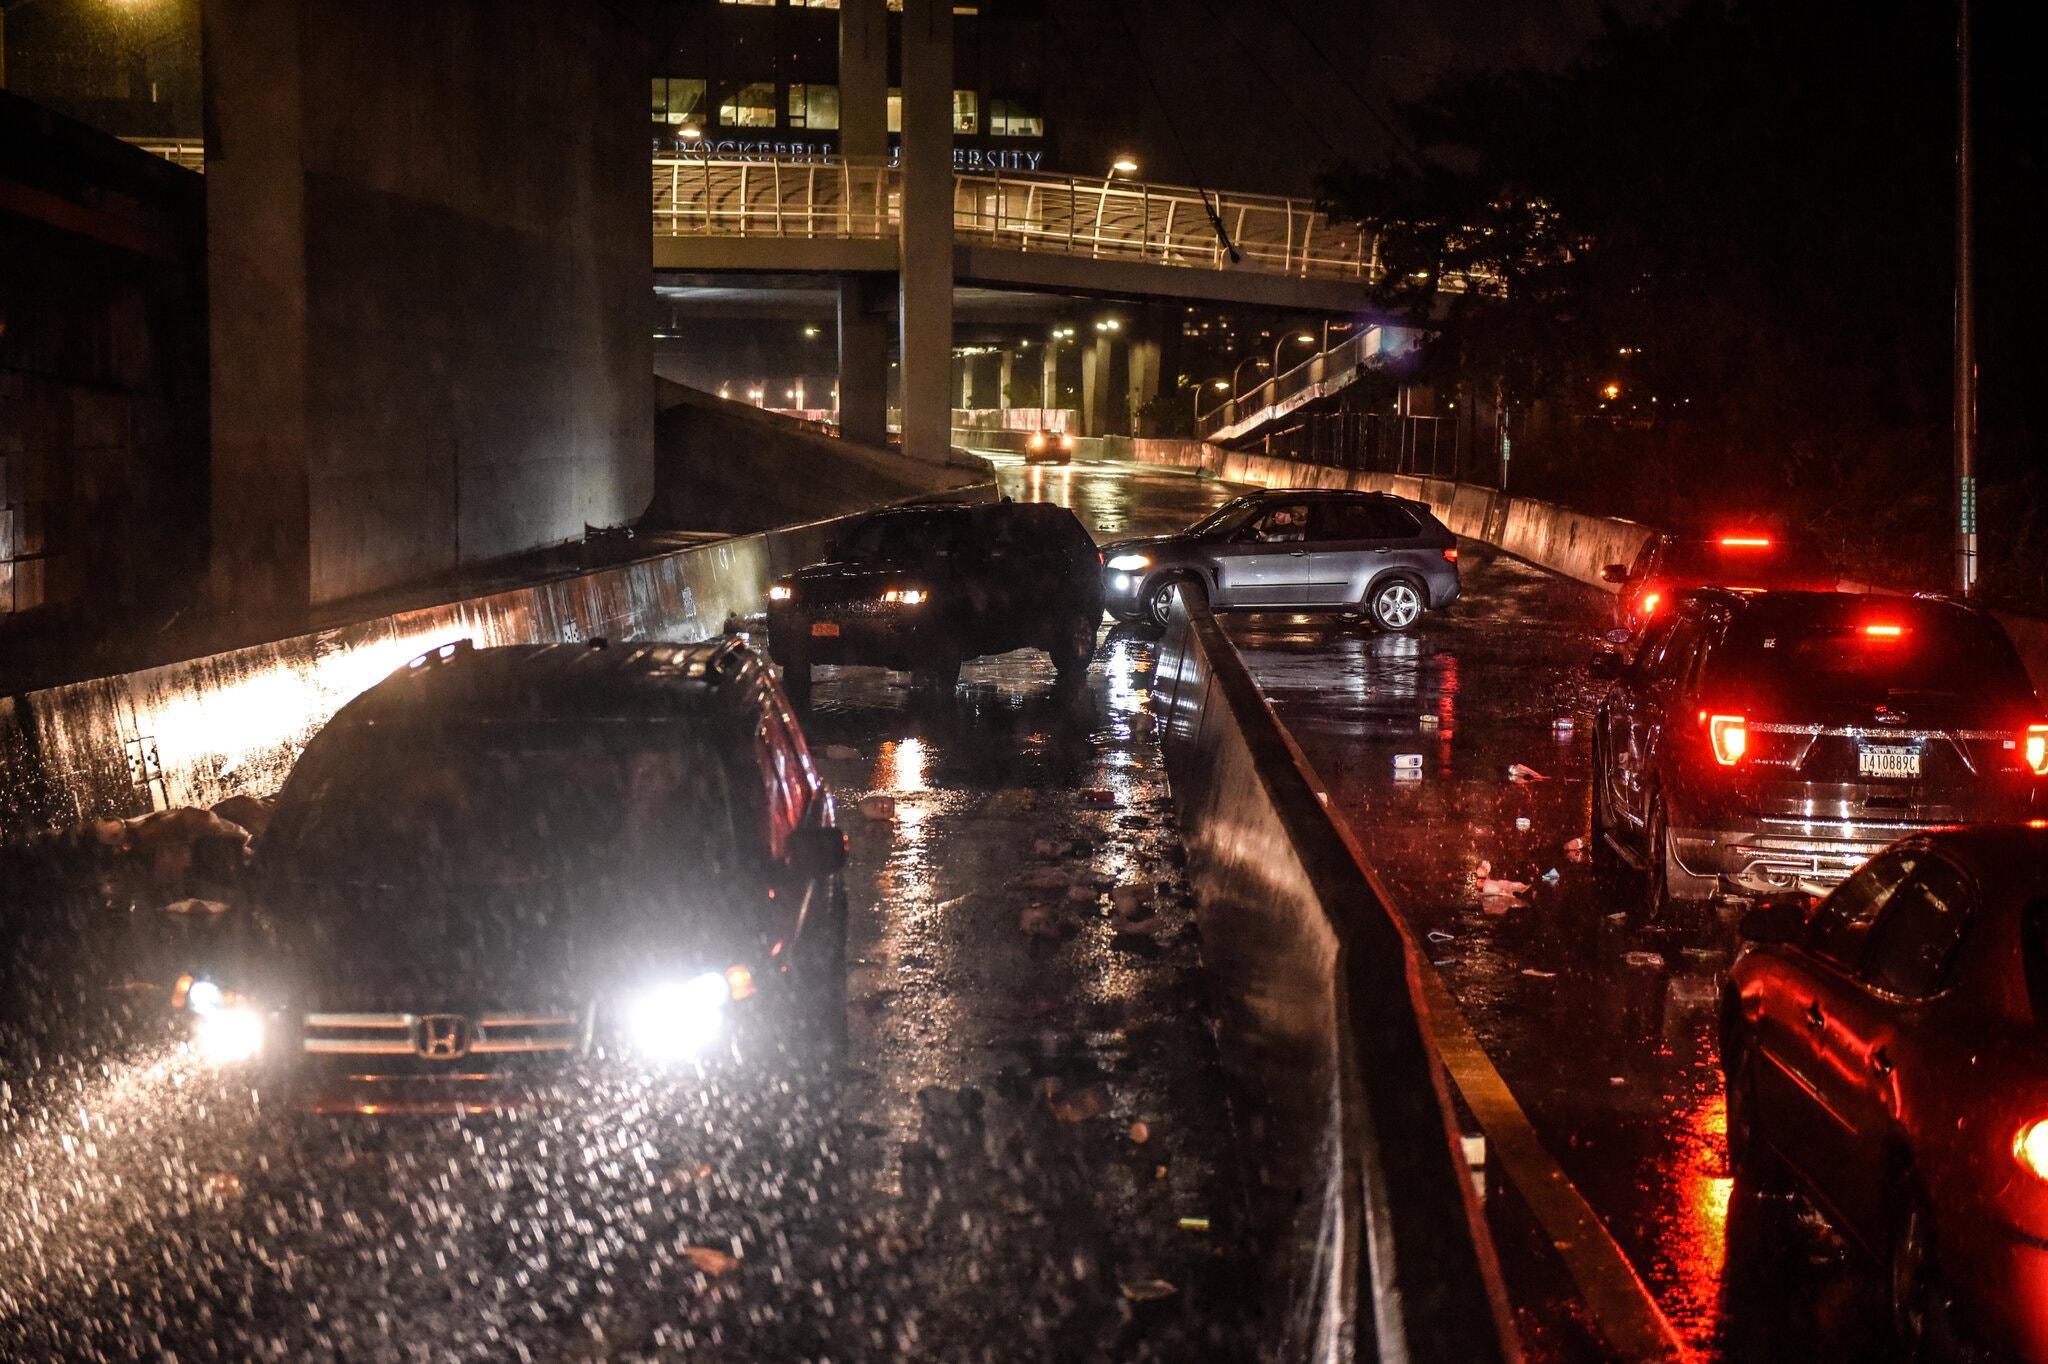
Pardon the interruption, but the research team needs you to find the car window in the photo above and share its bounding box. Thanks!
[1642,612,1705,683]
[1240,502,1310,543]
[1807,848,1918,971]
[1861,856,1975,998]
[1185,495,1259,538]
[839,511,964,561]
[1313,500,1418,542]
[1700,600,2036,715]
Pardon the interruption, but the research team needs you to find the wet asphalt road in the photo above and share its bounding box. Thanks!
[0,460,1258,1360]
[994,454,1891,1362]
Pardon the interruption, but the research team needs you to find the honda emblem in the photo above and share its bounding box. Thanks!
[416,1014,471,1059]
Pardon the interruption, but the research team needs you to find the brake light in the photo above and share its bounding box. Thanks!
[1719,536,1772,548]
[2025,724,2048,776]
[1707,714,1747,766]
[2016,1120,2048,1182]
[1863,623,1904,638]
[1442,548,1458,563]
[1638,590,1662,618]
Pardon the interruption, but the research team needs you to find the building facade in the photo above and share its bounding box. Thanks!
[651,0,1053,171]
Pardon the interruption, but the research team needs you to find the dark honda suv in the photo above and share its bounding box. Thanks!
[1099,488,1460,632]
[167,638,849,1112]
[1590,589,2045,913]
[766,499,1105,702]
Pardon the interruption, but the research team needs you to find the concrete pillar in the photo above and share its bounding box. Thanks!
[838,0,887,161]
[998,349,1015,411]
[1081,335,1114,436]
[1126,336,1161,435]
[1042,344,1060,413]
[958,354,974,409]
[204,0,648,611]
[896,0,954,462]
[836,275,889,446]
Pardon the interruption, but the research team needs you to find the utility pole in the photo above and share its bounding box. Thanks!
[1954,0,1978,595]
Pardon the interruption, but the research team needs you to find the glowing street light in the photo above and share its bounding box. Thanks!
[1109,156,1138,180]
[1602,381,1622,400]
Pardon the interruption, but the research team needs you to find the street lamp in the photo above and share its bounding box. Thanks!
[1108,156,1138,181]
[1272,330,1317,381]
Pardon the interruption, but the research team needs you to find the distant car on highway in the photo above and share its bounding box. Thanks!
[1098,488,1461,633]
[167,638,849,1111]
[1023,429,1076,465]
[1720,823,2048,1358]
[1589,589,2044,914]
[766,499,1105,702]
[1602,531,1836,639]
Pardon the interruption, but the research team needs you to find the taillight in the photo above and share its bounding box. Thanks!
[1719,535,1772,548]
[2016,1120,2048,1182]
[1863,623,1904,639]
[1638,590,1662,618]
[1442,548,1458,563]
[1707,714,1747,766]
[2025,724,2048,775]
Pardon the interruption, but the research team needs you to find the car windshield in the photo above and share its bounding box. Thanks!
[837,511,965,561]
[1661,538,1832,585]
[1702,601,2037,714]
[273,721,745,889]
[1183,496,1260,538]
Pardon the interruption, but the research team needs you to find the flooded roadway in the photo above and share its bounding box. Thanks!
[996,454,1890,1361]
[0,458,1258,1360]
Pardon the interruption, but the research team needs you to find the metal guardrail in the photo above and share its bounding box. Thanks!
[1197,325,1377,440]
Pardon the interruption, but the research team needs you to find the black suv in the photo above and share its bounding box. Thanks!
[1099,488,1461,632]
[166,638,849,1112]
[766,499,1105,701]
[1590,589,2045,913]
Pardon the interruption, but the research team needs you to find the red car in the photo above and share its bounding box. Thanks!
[1602,532,1836,638]
[1721,823,2048,1357]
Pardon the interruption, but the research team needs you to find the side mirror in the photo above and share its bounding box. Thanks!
[1737,900,1810,945]
[1601,564,1629,585]
[786,826,847,879]
[1587,649,1625,681]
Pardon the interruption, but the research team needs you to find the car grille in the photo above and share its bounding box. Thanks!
[300,1010,589,1059]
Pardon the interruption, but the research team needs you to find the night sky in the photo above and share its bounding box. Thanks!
[1050,0,1667,197]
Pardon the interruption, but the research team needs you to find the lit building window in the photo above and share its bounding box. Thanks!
[717,0,774,6]
[886,88,902,134]
[952,89,979,134]
[989,96,1043,138]
[798,0,841,7]
[718,82,777,128]
[788,83,840,130]
[652,77,706,128]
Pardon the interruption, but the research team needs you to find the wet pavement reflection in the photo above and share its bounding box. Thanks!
[0,460,1259,1360]
[996,454,1894,1362]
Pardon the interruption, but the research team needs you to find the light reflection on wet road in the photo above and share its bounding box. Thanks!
[997,454,1891,1362]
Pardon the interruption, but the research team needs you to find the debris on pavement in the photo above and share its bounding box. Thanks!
[1427,929,1456,943]
[1540,868,1561,884]
[1128,1120,1151,1144]
[821,743,861,761]
[1176,1216,1211,1233]
[683,1246,741,1276]
[1506,763,1549,782]
[1521,968,1557,979]
[1120,1278,1178,1303]
[1514,817,1532,832]
[162,897,229,916]
[1563,837,1585,853]
[1622,951,1666,969]
[1018,905,1065,939]
[1078,788,1117,805]
[856,794,896,821]
[1393,753,1422,771]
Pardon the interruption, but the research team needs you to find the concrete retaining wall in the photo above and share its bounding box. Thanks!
[1152,591,1510,1363]
[0,485,995,835]
[1118,441,2048,685]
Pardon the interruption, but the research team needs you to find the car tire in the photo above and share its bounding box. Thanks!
[913,649,961,695]
[780,652,812,709]
[796,884,850,1065]
[1647,792,1715,918]
[1048,612,1098,680]
[1722,1033,1787,1192]
[1366,576,1427,633]
[1145,575,1203,630]
[1889,1180,1948,1360]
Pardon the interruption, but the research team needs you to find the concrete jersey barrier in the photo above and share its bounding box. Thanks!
[0,488,996,837]
[1114,439,2048,688]
[1151,589,1512,1363]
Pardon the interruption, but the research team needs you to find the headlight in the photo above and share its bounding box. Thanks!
[1029,433,1046,448]
[881,588,929,606]
[1106,553,1150,572]
[194,1007,265,1065]
[180,977,264,1064]
[768,583,793,602]
[624,972,731,1062]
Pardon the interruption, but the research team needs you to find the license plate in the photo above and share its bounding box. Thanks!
[1859,745,1920,779]
[810,621,840,638]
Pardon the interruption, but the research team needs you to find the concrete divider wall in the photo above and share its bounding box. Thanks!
[1119,439,2048,689]
[0,485,996,836]
[1151,590,1511,1363]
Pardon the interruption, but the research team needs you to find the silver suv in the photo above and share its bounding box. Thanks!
[1100,489,1461,632]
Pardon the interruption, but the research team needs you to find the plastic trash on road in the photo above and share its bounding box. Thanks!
[1514,817,1532,832]
[1507,763,1549,782]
